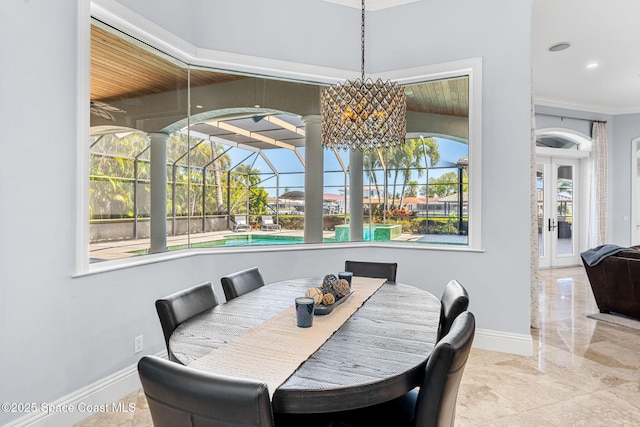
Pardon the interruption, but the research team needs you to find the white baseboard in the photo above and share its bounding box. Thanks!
[5,351,166,427]
[5,330,530,427]
[473,328,533,356]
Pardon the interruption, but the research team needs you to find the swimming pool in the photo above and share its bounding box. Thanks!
[188,234,341,248]
[130,234,336,254]
[199,235,305,247]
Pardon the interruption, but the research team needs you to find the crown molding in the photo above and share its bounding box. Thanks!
[535,96,640,116]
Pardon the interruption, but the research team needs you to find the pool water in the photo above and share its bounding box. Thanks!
[130,234,336,255]
[202,235,305,247]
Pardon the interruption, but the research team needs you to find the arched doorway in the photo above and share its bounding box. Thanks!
[536,129,591,268]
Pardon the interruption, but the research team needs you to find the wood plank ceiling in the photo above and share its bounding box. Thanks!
[91,23,248,103]
[90,20,468,148]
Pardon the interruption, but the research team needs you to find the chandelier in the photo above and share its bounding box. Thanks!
[321,0,406,151]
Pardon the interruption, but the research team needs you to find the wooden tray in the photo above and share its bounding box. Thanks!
[314,290,354,315]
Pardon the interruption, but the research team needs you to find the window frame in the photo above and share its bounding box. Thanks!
[77,3,483,275]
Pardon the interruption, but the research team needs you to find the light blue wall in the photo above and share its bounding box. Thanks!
[0,0,533,424]
[1,0,84,422]
[104,0,198,43]
[611,113,640,245]
[115,0,362,72]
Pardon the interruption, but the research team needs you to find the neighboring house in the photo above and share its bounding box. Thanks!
[437,192,469,215]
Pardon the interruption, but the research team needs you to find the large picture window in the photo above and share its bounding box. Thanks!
[88,19,475,263]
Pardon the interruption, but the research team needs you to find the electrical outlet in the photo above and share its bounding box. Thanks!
[134,335,143,353]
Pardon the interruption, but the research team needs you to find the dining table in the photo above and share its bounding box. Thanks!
[169,276,441,414]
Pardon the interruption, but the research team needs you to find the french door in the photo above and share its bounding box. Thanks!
[537,157,580,268]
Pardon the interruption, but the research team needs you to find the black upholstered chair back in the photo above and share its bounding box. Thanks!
[344,260,397,282]
[138,356,274,427]
[221,266,265,301]
[438,280,469,341]
[155,282,218,362]
[414,311,475,427]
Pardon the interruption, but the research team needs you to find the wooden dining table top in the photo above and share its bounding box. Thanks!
[169,277,441,414]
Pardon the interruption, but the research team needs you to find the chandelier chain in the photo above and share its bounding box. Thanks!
[361,0,365,81]
[320,0,406,151]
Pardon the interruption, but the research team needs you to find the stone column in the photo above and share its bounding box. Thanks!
[302,115,323,243]
[149,132,168,254]
[349,149,364,241]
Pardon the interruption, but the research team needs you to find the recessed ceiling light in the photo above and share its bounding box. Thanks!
[548,42,571,52]
[586,62,599,69]
[195,105,203,109]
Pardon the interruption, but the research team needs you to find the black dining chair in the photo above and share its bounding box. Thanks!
[320,311,476,427]
[344,260,398,282]
[221,266,265,301]
[155,282,218,362]
[138,355,275,427]
[438,279,470,341]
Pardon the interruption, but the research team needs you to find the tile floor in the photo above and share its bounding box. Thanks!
[75,266,640,426]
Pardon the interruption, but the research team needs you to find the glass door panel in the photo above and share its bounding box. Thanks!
[555,164,574,257]
[538,157,579,268]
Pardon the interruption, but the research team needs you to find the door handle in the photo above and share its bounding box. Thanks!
[548,218,556,232]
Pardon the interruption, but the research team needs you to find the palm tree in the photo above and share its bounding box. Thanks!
[403,180,419,198]
[363,150,382,204]
[384,145,404,209]
[210,142,228,213]
[229,163,269,215]
[382,137,440,210]
[90,132,150,219]
[406,137,439,207]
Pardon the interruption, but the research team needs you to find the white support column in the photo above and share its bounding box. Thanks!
[349,150,364,241]
[149,132,168,254]
[302,115,323,243]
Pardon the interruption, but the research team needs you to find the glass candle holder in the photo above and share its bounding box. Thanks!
[295,297,315,327]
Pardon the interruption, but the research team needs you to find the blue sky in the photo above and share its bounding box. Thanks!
[224,137,468,197]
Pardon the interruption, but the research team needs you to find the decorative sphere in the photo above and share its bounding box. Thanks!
[333,279,350,298]
[323,274,338,287]
[305,287,323,304]
[322,293,335,305]
[322,274,338,297]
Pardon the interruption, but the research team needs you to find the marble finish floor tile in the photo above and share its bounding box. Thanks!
[75,266,640,426]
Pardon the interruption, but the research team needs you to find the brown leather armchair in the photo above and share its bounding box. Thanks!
[581,246,640,319]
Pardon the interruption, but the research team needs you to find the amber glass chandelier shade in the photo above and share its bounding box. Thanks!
[321,77,406,151]
[320,0,407,151]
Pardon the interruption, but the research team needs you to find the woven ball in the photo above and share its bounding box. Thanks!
[333,279,350,298]
[305,287,323,304]
[322,293,335,305]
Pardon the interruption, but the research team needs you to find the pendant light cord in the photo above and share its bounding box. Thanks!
[361,0,365,81]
